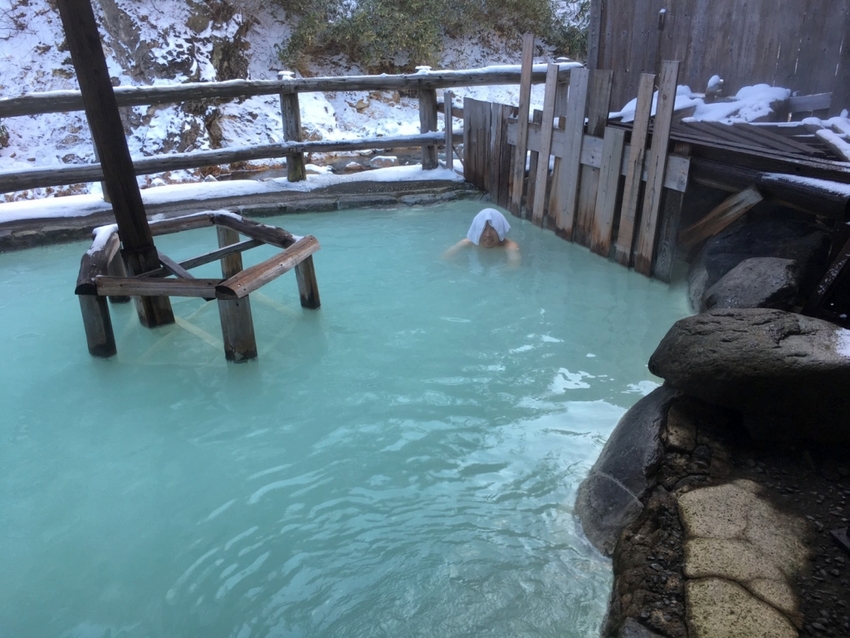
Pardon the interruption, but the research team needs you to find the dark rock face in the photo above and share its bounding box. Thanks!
[688,210,830,311]
[648,308,850,442]
[574,386,680,555]
[702,257,800,312]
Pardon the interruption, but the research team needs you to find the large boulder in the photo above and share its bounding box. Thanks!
[574,386,679,555]
[688,210,829,310]
[701,257,800,312]
[648,308,850,442]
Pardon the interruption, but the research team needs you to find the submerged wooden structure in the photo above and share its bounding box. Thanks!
[59,0,319,362]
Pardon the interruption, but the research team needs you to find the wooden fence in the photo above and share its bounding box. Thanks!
[0,64,577,194]
[464,38,690,282]
[588,0,850,115]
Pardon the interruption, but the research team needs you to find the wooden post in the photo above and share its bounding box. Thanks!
[653,141,691,282]
[419,87,439,169]
[56,0,173,328]
[574,69,613,247]
[279,71,306,182]
[508,33,535,215]
[106,249,131,303]
[216,226,257,362]
[443,90,454,170]
[79,295,117,357]
[590,126,626,257]
[295,256,321,309]
[525,109,544,221]
[613,73,655,266]
[552,66,590,238]
[635,60,679,276]
[531,64,560,226]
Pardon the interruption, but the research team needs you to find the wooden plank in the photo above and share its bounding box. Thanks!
[803,233,850,316]
[76,228,121,294]
[217,236,320,300]
[678,185,764,248]
[212,213,297,249]
[496,104,515,208]
[531,64,560,226]
[419,88,439,169]
[508,33,536,215]
[158,251,195,280]
[524,109,544,221]
[149,212,215,235]
[590,126,626,257]
[575,69,613,247]
[737,122,826,156]
[815,127,850,161]
[545,81,570,228]
[652,141,691,282]
[613,73,655,266]
[95,276,222,298]
[552,66,590,237]
[510,123,691,192]
[443,90,455,170]
[280,92,305,181]
[635,60,679,277]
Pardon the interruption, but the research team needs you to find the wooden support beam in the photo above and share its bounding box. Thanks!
[212,213,297,249]
[57,0,173,327]
[590,126,626,257]
[635,60,680,277]
[678,185,764,249]
[419,88,439,170]
[613,73,655,266]
[158,251,195,280]
[216,236,320,300]
[531,64,560,226]
[95,276,222,298]
[575,69,613,247]
[444,90,455,170]
[105,247,131,303]
[552,66,590,238]
[803,232,850,317]
[508,33,535,215]
[653,141,692,283]
[525,109,544,222]
[280,89,306,181]
[216,225,257,362]
[76,228,121,295]
[78,295,116,358]
[295,256,322,309]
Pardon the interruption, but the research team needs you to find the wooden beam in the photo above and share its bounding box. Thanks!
[508,33,535,215]
[419,88,440,170]
[295,256,322,309]
[635,60,680,277]
[590,126,626,257]
[525,109,544,221]
[552,66,590,238]
[212,213,297,249]
[95,276,222,298]
[531,64,560,226]
[216,236,320,300]
[613,73,655,266]
[653,141,691,283]
[678,185,764,249]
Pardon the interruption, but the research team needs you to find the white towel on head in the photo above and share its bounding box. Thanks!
[466,208,511,245]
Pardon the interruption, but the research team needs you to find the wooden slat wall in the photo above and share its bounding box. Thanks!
[590,0,850,115]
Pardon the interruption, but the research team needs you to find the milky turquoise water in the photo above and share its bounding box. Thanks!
[0,201,691,638]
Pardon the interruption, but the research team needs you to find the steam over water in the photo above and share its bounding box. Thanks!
[0,201,690,637]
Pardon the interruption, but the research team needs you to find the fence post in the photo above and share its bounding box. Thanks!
[278,70,306,182]
[417,68,439,170]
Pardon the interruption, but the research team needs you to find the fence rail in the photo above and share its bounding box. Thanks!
[0,63,577,195]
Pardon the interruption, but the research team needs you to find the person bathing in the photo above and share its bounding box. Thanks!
[444,208,520,264]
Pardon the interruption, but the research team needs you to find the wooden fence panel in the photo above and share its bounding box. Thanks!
[592,0,850,114]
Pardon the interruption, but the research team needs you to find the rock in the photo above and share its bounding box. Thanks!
[648,308,850,442]
[687,210,830,311]
[343,161,365,172]
[686,578,798,638]
[369,155,399,168]
[575,386,679,555]
[701,257,800,312]
[618,617,665,638]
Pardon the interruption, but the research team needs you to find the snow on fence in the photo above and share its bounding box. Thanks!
[0,64,577,194]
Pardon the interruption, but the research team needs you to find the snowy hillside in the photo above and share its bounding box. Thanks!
[0,0,569,200]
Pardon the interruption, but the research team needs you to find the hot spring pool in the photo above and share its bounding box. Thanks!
[0,201,691,638]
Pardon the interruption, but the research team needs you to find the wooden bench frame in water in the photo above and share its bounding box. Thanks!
[75,212,321,362]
